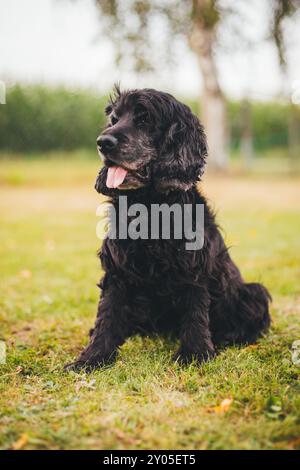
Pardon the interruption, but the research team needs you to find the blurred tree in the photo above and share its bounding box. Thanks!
[189,1,228,171]
[269,0,300,171]
[270,0,300,68]
[95,0,229,170]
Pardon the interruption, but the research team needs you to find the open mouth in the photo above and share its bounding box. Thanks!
[106,166,128,188]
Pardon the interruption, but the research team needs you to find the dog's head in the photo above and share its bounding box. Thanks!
[95,86,207,194]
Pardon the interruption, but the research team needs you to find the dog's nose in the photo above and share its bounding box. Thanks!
[97,135,118,154]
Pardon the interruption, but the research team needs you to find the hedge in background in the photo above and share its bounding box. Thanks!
[0,85,107,152]
[0,85,299,153]
[228,100,300,151]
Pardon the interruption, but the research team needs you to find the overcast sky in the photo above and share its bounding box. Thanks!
[1,0,300,99]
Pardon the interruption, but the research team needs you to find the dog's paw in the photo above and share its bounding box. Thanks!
[64,351,117,373]
[173,347,216,366]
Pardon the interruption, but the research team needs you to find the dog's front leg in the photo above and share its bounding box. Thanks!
[65,287,130,372]
[174,285,216,365]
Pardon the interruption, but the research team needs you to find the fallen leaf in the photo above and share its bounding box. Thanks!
[212,398,233,414]
[286,437,300,450]
[274,437,300,450]
[20,270,32,279]
[11,433,28,450]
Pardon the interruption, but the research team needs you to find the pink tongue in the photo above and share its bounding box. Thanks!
[106,166,128,188]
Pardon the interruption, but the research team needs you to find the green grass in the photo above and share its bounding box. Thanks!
[0,155,300,450]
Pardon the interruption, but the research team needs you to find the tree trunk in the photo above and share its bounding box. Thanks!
[190,26,228,171]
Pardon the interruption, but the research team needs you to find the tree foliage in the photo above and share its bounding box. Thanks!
[270,0,300,69]
[95,0,300,79]
[95,0,225,73]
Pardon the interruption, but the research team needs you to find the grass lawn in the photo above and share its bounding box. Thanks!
[0,155,300,450]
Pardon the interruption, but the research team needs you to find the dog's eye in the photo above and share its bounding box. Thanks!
[105,105,113,116]
[110,115,118,126]
[135,111,149,126]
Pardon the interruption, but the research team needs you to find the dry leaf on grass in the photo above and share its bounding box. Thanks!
[208,398,233,414]
[11,433,28,450]
[285,437,300,450]
[274,437,300,450]
[20,269,32,279]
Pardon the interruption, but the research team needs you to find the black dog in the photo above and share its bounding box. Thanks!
[65,86,271,371]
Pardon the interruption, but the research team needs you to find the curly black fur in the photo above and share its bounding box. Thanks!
[65,87,271,371]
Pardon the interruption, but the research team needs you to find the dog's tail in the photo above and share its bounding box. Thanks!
[211,282,271,347]
[234,282,271,344]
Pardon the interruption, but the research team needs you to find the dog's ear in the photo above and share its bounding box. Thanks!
[153,102,207,192]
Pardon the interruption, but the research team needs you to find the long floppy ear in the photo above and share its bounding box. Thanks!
[153,102,208,192]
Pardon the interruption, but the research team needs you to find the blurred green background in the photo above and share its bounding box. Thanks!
[0,84,300,165]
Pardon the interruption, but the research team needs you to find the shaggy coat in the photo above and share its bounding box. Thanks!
[65,87,271,370]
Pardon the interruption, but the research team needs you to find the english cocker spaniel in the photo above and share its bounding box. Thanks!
[65,86,271,371]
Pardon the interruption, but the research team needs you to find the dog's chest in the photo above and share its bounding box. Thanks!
[113,238,199,287]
